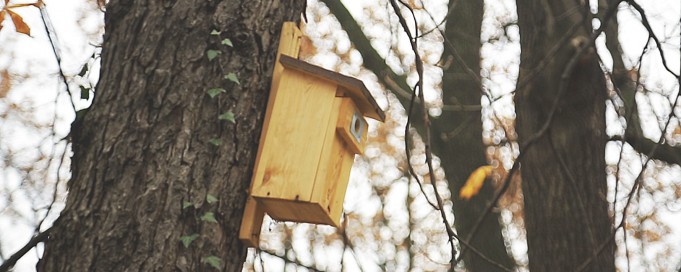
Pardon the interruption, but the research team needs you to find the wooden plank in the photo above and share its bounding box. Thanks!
[279,55,385,121]
[336,98,367,155]
[309,97,344,226]
[309,97,365,227]
[239,197,264,247]
[260,198,329,225]
[239,22,302,247]
[325,99,367,226]
[327,136,355,226]
[251,70,337,205]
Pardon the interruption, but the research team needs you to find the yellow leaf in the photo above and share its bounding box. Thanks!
[7,9,30,36]
[459,166,493,200]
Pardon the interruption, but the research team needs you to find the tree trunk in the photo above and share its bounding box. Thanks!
[321,1,516,270]
[38,1,304,271]
[515,1,614,271]
[435,0,515,270]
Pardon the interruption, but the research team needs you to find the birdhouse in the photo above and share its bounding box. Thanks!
[239,22,385,247]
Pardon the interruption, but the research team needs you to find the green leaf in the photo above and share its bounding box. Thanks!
[206,88,226,98]
[221,38,233,47]
[78,65,88,77]
[182,201,193,209]
[202,255,222,270]
[210,29,221,36]
[208,138,221,146]
[179,233,199,248]
[218,112,235,123]
[80,86,90,100]
[224,73,240,85]
[206,50,221,61]
[206,194,218,204]
[201,212,218,223]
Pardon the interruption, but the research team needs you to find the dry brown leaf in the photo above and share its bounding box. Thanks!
[0,10,6,32]
[0,70,10,99]
[7,9,30,36]
[673,125,681,136]
[298,36,316,61]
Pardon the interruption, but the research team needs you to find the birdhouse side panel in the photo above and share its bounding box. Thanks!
[310,97,363,227]
[250,69,338,203]
[322,135,355,227]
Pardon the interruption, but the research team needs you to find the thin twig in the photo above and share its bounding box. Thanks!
[625,0,680,79]
[38,1,76,112]
[0,227,51,272]
[259,248,324,272]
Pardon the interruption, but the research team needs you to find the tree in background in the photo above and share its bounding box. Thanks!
[320,0,680,271]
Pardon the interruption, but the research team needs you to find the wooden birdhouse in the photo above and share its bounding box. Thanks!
[239,22,385,247]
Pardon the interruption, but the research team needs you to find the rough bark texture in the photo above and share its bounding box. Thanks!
[515,0,615,271]
[38,1,304,271]
[434,0,515,270]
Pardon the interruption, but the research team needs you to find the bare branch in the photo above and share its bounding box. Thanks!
[0,227,51,272]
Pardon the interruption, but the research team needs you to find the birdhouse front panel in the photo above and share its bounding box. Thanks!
[250,68,338,212]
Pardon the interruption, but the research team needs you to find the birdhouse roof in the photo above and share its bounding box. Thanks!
[279,55,385,121]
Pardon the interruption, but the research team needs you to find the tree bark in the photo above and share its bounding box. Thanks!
[434,0,515,270]
[515,0,615,271]
[38,1,304,271]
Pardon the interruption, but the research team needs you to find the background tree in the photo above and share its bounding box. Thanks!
[514,1,613,270]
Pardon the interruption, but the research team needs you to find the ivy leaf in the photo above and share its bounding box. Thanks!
[202,256,222,269]
[206,50,221,61]
[80,86,90,100]
[208,138,221,146]
[210,29,221,35]
[201,212,218,223]
[206,88,225,98]
[78,65,89,77]
[218,112,235,123]
[179,233,199,248]
[224,73,240,85]
[206,194,218,204]
[182,201,193,209]
[221,38,233,47]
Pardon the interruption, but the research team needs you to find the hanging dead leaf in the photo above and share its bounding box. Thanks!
[0,70,11,98]
[459,165,493,200]
[0,11,5,32]
[673,125,681,137]
[7,9,30,36]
